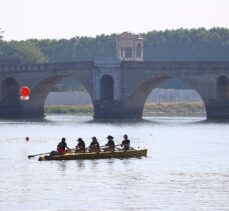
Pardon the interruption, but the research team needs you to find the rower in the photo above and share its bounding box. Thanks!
[57,137,70,155]
[121,134,130,151]
[89,137,100,152]
[75,138,86,153]
[104,135,115,151]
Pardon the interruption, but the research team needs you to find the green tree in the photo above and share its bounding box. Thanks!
[2,28,229,65]
[0,41,48,64]
[0,28,4,40]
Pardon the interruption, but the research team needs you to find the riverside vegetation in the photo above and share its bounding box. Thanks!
[45,102,205,117]
[1,28,229,65]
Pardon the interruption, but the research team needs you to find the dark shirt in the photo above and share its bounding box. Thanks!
[76,140,85,150]
[58,141,68,149]
[90,140,100,148]
[121,139,130,149]
[106,139,115,147]
[57,141,68,154]
[89,140,100,152]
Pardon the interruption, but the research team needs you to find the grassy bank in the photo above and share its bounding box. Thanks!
[45,102,205,116]
[143,102,205,116]
[45,105,93,114]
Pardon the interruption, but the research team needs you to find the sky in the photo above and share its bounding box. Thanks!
[1,0,229,41]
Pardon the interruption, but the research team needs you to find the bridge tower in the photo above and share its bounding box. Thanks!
[115,32,144,61]
[93,57,123,118]
[93,33,144,118]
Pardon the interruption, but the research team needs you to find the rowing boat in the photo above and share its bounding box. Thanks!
[38,148,147,161]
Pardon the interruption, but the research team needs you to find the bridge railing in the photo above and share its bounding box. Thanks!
[0,61,95,72]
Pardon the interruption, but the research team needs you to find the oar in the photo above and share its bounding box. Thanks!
[28,152,51,159]
[100,144,121,148]
[100,144,121,151]
[28,147,75,159]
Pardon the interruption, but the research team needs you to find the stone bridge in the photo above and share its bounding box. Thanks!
[1,58,229,120]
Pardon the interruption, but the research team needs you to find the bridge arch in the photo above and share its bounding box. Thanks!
[217,75,229,99]
[28,74,93,118]
[100,75,114,101]
[0,77,22,117]
[125,76,206,118]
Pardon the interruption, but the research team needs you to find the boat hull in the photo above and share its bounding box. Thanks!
[38,149,147,161]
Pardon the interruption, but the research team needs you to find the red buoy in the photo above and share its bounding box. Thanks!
[20,86,30,100]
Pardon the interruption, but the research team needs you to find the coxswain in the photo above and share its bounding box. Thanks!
[75,138,86,153]
[104,135,115,151]
[121,134,130,151]
[57,137,70,155]
[89,137,100,152]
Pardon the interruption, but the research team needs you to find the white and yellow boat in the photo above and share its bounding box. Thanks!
[38,148,147,161]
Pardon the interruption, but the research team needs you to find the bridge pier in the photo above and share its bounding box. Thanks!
[0,102,45,119]
[94,100,123,119]
[0,104,24,118]
[204,99,229,120]
[25,106,44,118]
[93,100,143,119]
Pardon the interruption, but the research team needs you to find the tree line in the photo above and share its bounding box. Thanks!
[1,28,229,64]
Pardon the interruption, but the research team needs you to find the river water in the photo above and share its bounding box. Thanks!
[0,115,229,211]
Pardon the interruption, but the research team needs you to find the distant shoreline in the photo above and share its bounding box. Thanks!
[45,102,206,117]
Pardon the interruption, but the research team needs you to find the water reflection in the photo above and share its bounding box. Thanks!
[76,160,86,169]
[57,161,67,173]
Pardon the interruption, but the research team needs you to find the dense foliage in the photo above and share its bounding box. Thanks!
[143,28,229,61]
[1,28,229,64]
[30,34,116,62]
[0,41,48,64]
[0,28,3,40]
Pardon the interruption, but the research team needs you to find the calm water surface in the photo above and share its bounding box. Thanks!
[0,115,229,211]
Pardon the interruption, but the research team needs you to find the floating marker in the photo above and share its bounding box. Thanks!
[20,86,30,100]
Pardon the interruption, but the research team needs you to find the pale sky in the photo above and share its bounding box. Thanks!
[1,0,229,41]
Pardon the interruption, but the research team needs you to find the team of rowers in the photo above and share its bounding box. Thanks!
[51,135,131,156]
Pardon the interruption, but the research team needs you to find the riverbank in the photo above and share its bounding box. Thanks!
[45,102,205,116]
[143,102,205,116]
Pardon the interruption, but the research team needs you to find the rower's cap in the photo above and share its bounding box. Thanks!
[62,137,66,142]
[77,138,83,142]
[107,135,114,139]
[92,136,97,140]
[124,134,128,138]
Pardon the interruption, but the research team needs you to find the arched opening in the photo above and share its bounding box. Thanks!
[127,77,206,119]
[100,75,114,101]
[29,76,93,118]
[217,75,229,99]
[136,43,142,58]
[0,77,22,117]
[144,78,206,118]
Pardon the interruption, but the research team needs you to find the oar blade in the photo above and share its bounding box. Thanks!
[27,151,51,159]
